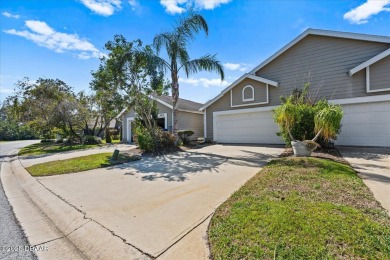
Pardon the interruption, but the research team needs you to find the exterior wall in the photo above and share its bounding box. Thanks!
[122,102,172,142]
[231,79,268,106]
[205,35,390,140]
[370,56,390,91]
[177,112,204,140]
[255,35,390,105]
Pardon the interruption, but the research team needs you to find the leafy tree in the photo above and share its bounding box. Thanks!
[8,77,74,139]
[152,12,225,136]
[91,35,169,142]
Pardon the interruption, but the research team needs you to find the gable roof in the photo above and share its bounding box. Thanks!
[249,28,390,75]
[153,95,204,112]
[116,95,204,118]
[199,74,278,111]
[200,28,390,111]
[349,47,390,76]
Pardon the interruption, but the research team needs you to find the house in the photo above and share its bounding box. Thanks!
[121,95,204,142]
[200,29,390,147]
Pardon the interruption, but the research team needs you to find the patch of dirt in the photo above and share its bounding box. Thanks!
[279,146,349,165]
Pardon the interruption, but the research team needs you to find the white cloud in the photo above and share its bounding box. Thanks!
[80,0,121,16]
[2,12,20,19]
[4,20,105,59]
[344,0,390,24]
[223,62,250,72]
[179,77,229,88]
[160,0,187,14]
[195,0,231,10]
[160,0,231,14]
[128,0,139,10]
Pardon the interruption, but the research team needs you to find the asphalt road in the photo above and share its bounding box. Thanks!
[0,140,39,260]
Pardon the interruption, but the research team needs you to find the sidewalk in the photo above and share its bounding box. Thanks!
[339,146,390,214]
[1,151,148,260]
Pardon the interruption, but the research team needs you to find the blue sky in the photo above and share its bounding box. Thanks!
[1,0,390,104]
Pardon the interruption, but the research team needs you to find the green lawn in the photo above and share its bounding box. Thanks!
[26,152,137,176]
[209,157,390,259]
[18,140,121,156]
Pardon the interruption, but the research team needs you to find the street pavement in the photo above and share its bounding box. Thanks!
[0,140,39,260]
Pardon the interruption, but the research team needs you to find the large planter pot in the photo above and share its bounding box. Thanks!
[291,140,312,157]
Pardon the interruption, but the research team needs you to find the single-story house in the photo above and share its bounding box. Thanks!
[120,95,204,142]
[200,29,390,147]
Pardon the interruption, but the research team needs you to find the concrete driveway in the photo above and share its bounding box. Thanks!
[339,146,390,213]
[34,144,283,258]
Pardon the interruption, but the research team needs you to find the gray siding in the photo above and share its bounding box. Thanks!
[122,102,204,142]
[177,112,204,140]
[122,102,172,142]
[231,79,268,106]
[370,56,390,91]
[206,35,390,140]
[256,35,390,105]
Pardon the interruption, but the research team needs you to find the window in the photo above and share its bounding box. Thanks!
[242,85,254,102]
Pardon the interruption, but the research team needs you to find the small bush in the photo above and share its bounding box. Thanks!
[112,134,120,140]
[178,130,194,146]
[82,135,102,144]
[134,124,176,153]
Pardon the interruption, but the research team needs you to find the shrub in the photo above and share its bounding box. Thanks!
[0,120,39,141]
[82,135,102,144]
[178,130,195,146]
[134,124,176,153]
[273,87,342,147]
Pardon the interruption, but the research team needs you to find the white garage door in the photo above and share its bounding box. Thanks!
[214,110,283,144]
[336,101,390,147]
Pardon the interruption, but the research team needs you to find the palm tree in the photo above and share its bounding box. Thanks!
[152,12,225,137]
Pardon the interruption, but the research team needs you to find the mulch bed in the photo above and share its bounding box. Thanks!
[279,146,349,165]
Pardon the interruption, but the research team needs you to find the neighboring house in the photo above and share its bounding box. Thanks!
[120,95,204,142]
[200,29,390,147]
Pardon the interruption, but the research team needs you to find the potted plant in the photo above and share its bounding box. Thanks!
[274,98,343,157]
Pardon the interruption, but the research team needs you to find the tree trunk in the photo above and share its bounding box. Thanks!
[171,72,179,138]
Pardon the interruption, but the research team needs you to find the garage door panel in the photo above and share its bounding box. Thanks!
[336,101,390,147]
[214,110,283,144]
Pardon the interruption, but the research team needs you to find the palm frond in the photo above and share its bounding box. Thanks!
[153,32,171,55]
[176,13,208,42]
[182,54,225,80]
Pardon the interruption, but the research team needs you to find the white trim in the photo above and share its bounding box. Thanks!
[126,117,135,142]
[178,109,204,115]
[201,29,390,112]
[213,95,390,116]
[231,84,269,108]
[171,112,174,132]
[330,94,390,105]
[199,73,278,110]
[214,105,278,116]
[366,66,370,93]
[203,108,207,139]
[250,29,390,75]
[349,48,390,76]
[367,88,390,93]
[363,64,390,93]
[153,97,174,109]
[242,85,255,102]
[157,113,168,129]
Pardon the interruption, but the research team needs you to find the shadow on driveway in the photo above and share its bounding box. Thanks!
[108,149,279,182]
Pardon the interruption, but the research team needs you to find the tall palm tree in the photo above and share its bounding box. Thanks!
[153,12,225,137]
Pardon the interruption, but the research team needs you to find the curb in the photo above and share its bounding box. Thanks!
[2,152,149,260]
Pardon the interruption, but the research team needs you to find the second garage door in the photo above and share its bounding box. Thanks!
[214,110,283,144]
